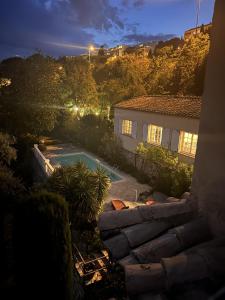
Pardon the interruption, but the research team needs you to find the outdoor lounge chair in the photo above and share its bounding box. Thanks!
[112,199,129,210]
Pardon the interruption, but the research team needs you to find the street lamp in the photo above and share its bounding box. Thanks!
[88,45,94,63]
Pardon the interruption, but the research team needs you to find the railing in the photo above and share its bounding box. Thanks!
[33,144,54,177]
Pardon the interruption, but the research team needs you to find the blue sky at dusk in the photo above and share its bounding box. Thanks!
[0,0,214,59]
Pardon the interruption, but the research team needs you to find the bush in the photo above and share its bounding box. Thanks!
[99,133,125,165]
[0,132,17,166]
[38,143,47,152]
[45,162,111,229]
[13,190,73,300]
[76,115,113,153]
[136,143,193,197]
[0,165,25,209]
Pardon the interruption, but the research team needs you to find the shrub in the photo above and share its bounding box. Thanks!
[0,132,17,166]
[0,164,25,209]
[13,190,73,300]
[99,133,126,165]
[12,134,39,186]
[45,162,111,228]
[38,143,47,152]
[136,143,193,197]
[76,115,113,153]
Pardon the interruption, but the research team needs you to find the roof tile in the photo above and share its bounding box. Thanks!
[114,95,202,119]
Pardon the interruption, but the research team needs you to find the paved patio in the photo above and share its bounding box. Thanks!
[44,143,151,209]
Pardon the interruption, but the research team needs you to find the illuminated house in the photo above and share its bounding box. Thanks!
[114,96,201,163]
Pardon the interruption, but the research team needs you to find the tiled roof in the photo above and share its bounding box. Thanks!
[114,95,202,119]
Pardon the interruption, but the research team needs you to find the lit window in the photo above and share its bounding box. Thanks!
[179,131,198,157]
[122,120,132,136]
[147,124,163,145]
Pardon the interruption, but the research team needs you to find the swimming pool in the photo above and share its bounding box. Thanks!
[51,152,122,182]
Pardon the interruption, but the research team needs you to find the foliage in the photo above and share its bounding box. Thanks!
[0,164,25,209]
[0,132,17,166]
[0,54,67,135]
[76,114,113,152]
[136,143,193,197]
[146,46,178,95]
[99,132,126,165]
[171,33,210,95]
[94,54,149,105]
[13,190,73,300]
[12,134,39,186]
[60,56,99,112]
[45,162,111,228]
[145,34,209,96]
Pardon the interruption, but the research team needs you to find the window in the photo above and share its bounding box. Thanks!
[122,120,132,136]
[147,124,163,145]
[179,131,198,157]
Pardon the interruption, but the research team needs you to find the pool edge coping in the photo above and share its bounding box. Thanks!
[50,151,126,184]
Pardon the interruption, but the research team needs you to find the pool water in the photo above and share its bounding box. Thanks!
[51,153,122,182]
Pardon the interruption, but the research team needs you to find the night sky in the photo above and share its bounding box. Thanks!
[0,0,214,60]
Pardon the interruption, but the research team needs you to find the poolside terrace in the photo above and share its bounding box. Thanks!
[43,143,152,209]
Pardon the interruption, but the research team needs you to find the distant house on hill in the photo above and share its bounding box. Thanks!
[114,96,201,164]
[184,23,212,41]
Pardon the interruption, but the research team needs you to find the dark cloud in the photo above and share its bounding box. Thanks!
[0,0,124,59]
[69,0,124,30]
[133,0,145,7]
[122,33,175,43]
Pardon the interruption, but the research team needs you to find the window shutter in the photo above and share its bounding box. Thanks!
[161,128,170,148]
[143,124,148,142]
[132,121,137,138]
[171,129,180,152]
[118,119,123,134]
[114,117,119,135]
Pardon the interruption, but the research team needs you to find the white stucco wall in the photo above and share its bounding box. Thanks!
[114,108,200,164]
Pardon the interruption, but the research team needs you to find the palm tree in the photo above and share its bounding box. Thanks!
[46,162,110,228]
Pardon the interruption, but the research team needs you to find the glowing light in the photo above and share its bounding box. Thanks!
[73,106,79,112]
[89,45,95,52]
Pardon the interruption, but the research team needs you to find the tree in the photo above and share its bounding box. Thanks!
[171,33,210,95]
[146,46,178,95]
[136,143,193,197]
[98,45,105,57]
[13,191,73,300]
[0,54,66,135]
[60,56,99,112]
[94,54,149,105]
[0,132,16,166]
[45,162,110,228]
